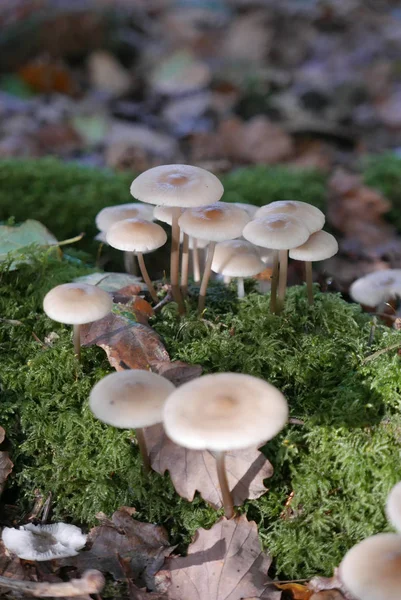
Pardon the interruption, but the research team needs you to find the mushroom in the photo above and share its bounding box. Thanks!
[163,372,288,518]
[289,230,338,305]
[386,482,401,533]
[255,200,325,233]
[130,164,224,315]
[106,218,167,304]
[89,370,175,473]
[2,522,87,561]
[211,240,265,298]
[95,203,155,273]
[43,283,112,360]
[243,214,309,313]
[349,269,401,309]
[339,533,401,600]
[179,203,250,313]
[231,202,259,218]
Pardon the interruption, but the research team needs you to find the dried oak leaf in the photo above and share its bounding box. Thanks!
[164,515,280,600]
[144,424,273,510]
[61,508,174,590]
[0,427,13,496]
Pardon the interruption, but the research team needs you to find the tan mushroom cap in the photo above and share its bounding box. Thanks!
[130,164,224,208]
[339,533,401,600]
[43,283,112,325]
[106,218,167,253]
[243,214,310,250]
[386,482,401,533]
[231,202,259,218]
[179,203,249,242]
[289,230,338,261]
[255,201,325,234]
[89,370,176,429]
[96,203,154,232]
[163,372,288,451]
[153,205,179,225]
[212,240,265,277]
[349,269,401,307]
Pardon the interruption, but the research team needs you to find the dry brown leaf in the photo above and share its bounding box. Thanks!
[164,515,280,600]
[275,582,312,599]
[0,427,13,497]
[310,592,345,600]
[149,360,202,387]
[144,424,273,509]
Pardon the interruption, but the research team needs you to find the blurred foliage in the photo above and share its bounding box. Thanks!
[363,153,401,232]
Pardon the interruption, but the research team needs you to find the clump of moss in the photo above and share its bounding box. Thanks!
[363,152,401,233]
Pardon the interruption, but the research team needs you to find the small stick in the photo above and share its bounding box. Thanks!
[198,241,216,315]
[305,261,314,305]
[0,570,105,598]
[215,451,234,519]
[124,251,136,275]
[181,233,190,297]
[137,252,158,304]
[277,249,288,314]
[270,250,279,314]
[237,278,245,299]
[192,238,201,282]
[73,324,81,361]
[135,427,151,474]
[171,208,185,315]
[362,342,401,364]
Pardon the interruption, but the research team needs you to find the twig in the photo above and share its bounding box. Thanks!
[41,491,52,523]
[362,342,401,364]
[49,233,85,247]
[0,318,23,326]
[0,569,105,597]
[271,578,309,585]
[32,332,51,348]
[153,291,173,314]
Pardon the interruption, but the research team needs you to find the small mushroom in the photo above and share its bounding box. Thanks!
[106,218,167,304]
[89,370,175,473]
[339,533,401,600]
[131,164,224,314]
[231,202,259,218]
[163,372,288,518]
[255,200,325,233]
[243,214,309,313]
[289,230,338,305]
[211,240,265,298]
[349,269,401,309]
[386,481,401,533]
[43,283,112,360]
[2,522,87,561]
[179,203,249,313]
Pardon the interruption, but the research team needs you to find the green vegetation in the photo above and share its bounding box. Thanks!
[363,152,401,232]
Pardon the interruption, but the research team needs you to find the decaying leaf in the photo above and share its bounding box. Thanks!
[275,582,313,599]
[74,272,145,293]
[144,424,273,510]
[0,220,58,269]
[149,361,203,387]
[0,427,13,497]
[164,515,280,600]
[61,508,173,590]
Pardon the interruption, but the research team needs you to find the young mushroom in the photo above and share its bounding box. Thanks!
[163,372,288,519]
[130,164,224,315]
[211,240,265,298]
[339,533,401,600]
[43,283,113,360]
[89,370,175,474]
[386,481,401,533]
[106,218,167,304]
[2,523,87,561]
[349,269,401,310]
[255,200,325,233]
[289,230,338,305]
[179,203,250,313]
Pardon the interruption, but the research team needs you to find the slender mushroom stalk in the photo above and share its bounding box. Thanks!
[223,275,231,285]
[171,208,186,315]
[270,249,279,314]
[135,427,151,474]
[73,324,81,360]
[192,238,201,282]
[215,451,234,519]
[137,252,158,304]
[305,260,314,306]
[237,278,245,299]
[198,241,216,314]
[124,251,137,275]
[181,233,190,297]
[277,250,288,313]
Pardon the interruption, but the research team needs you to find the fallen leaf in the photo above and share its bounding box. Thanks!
[310,592,345,600]
[149,361,202,387]
[0,539,29,581]
[144,424,273,509]
[19,59,77,95]
[0,427,13,496]
[0,220,58,269]
[164,515,280,600]
[74,272,145,293]
[88,51,132,97]
[35,123,82,156]
[275,582,313,599]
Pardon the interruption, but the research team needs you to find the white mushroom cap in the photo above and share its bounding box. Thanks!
[153,205,179,225]
[349,269,401,307]
[96,203,154,232]
[130,164,224,208]
[179,203,249,242]
[43,283,112,325]
[106,218,167,254]
[386,482,401,533]
[255,245,274,265]
[243,214,310,250]
[231,203,259,218]
[212,240,265,277]
[255,201,325,234]
[339,533,401,600]
[289,230,338,261]
[188,236,209,250]
[163,372,288,451]
[2,522,87,561]
[90,370,175,429]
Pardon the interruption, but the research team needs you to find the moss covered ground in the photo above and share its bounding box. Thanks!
[1,157,401,579]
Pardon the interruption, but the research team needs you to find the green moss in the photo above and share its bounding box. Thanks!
[363,152,401,233]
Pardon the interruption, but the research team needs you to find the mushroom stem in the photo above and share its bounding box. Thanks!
[270,250,279,314]
[215,451,234,519]
[181,233,190,297]
[135,427,151,474]
[198,241,216,315]
[277,250,288,314]
[192,238,201,282]
[137,252,158,304]
[237,277,245,299]
[171,209,185,315]
[124,251,137,275]
[305,260,314,306]
[223,275,231,285]
[73,324,81,361]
